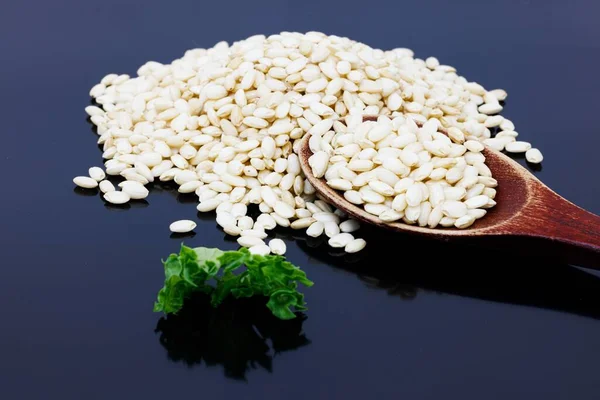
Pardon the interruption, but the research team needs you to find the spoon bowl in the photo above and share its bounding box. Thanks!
[299,116,600,268]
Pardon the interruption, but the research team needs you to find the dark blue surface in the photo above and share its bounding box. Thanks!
[1,0,600,399]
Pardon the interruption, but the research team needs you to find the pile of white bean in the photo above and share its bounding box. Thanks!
[74,31,543,256]
[309,116,497,229]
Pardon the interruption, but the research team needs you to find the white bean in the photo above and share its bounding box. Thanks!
[249,244,271,256]
[121,181,149,199]
[73,176,98,189]
[104,191,130,205]
[345,238,366,253]
[269,239,287,255]
[237,236,265,248]
[99,180,115,193]
[340,219,360,233]
[306,221,325,237]
[525,148,543,163]
[169,219,197,233]
[77,32,521,252]
[328,233,354,248]
[88,167,106,182]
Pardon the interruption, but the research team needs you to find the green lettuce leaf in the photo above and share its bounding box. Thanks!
[267,289,302,320]
[218,248,249,273]
[154,245,313,320]
[154,245,225,315]
[194,247,224,266]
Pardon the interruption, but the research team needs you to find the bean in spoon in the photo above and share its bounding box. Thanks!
[298,116,600,269]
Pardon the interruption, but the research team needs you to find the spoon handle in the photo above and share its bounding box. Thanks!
[518,187,600,268]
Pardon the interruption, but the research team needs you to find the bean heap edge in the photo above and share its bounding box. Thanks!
[74,31,543,255]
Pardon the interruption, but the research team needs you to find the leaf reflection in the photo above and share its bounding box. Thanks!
[155,294,310,380]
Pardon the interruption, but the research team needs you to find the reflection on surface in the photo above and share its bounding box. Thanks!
[176,193,198,205]
[155,294,310,380]
[527,162,543,172]
[80,174,599,320]
[169,231,196,239]
[297,225,600,320]
[128,199,150,209]
[147,180,178,195]
[72,187,98,197]
[103,202,131,211]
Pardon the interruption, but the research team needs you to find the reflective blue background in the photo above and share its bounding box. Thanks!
[1,0,600,399]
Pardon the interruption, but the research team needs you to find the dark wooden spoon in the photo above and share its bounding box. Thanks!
[299,116,600,269]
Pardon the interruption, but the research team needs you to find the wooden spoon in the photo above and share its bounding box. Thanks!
[299,116,600,269]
